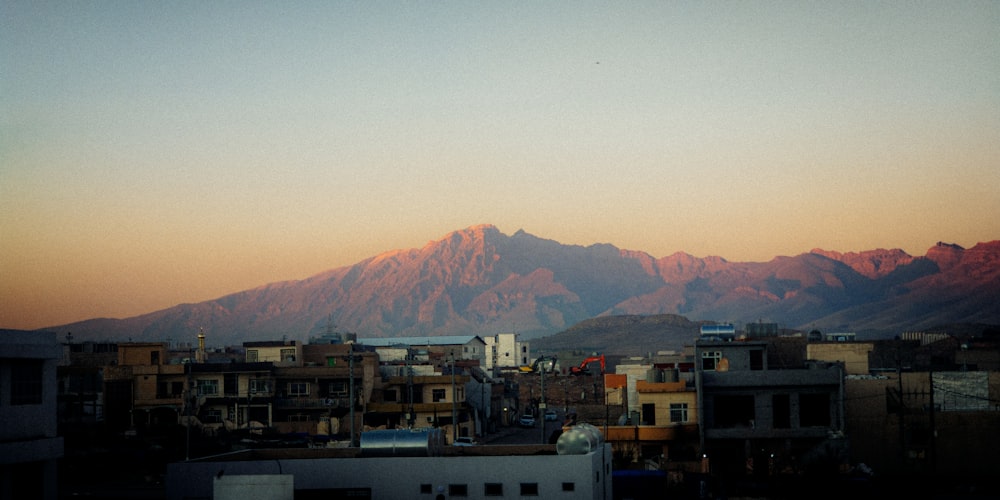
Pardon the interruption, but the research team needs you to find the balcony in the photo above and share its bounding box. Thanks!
[275,397,353,409]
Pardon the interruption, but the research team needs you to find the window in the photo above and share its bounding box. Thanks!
[384,389,398,402]
[432,389,446,402]
[287,382,310,397]
[11,361,43,405]
[224,374,239,396]
[448,484,467,496]
[701,351,722,371]
[150,351,160,365]
[246,349,259,362]
[714,395,755,428]
[484,483,503,496]
[328,381,348,396]
[773,394,791,428]
[642,403,656,425]
[249,379,270,394]
[749,350,764,371]
[519,483,539,496]
[561,482,575,492]
[196,379,218,396]
[280,348,296,362]
[419,484,432,494]
[670,403,689,423]
[799,393,831,427]
[203,408,223,423]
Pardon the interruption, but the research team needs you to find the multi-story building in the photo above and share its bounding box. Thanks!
[0,330,64,500]
[368,356,476,443]
[358,335,488,366]
[483,332,530,374]
[695,338,846,479]
[271,343,380,440]
[845,334,1000,479]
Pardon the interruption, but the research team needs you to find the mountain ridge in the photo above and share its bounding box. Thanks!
[35,225,1000,347]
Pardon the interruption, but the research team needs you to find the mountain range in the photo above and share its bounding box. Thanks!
[44,224,1000,348]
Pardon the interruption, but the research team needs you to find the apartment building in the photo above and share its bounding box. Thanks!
[695,338,846,479]
[0,330,64,500]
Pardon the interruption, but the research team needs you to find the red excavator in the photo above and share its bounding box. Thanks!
[569,354,605,376]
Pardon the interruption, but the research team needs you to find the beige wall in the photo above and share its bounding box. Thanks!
[807,342,873,375]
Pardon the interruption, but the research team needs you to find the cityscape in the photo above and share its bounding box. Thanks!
[4,2,999,499]
[4,319,999,499]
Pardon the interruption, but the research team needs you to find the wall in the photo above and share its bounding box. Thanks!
[807,342,873,375]
[167,445,612,500]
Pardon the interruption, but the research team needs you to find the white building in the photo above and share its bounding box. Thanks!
[483,333,530,373]
[0,330,64,500]
[358,336,488,366]
[166,429,612,500]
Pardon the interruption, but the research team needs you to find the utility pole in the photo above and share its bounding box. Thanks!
[406,350,414,428]
[450,352,458,443]
[928,369,937,475]
[539,365,546,443]
[344,343,363,447]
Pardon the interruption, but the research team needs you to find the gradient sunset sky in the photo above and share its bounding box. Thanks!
[2,2,998,330]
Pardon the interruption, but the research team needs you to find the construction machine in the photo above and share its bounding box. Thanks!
[569,354,605,376]
[518,355,558,374]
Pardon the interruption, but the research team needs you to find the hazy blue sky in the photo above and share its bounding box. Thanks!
[2,1,998,329]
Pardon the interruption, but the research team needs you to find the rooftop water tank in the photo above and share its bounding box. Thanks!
[359,428,444,457]
[556,423,604,455]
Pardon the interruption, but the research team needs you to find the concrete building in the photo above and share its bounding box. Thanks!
[483,332,530,373]
[358,336,488,367]
[695,338,846,479]
[0,330,64,500]
[166,431,613,500]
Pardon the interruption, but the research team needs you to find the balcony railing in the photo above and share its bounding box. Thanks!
[275,397,353,408]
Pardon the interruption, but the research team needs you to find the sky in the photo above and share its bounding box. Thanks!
[2,1,998,330]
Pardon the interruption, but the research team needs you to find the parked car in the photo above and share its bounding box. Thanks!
[518,414,536,427]
[544,409,558,421]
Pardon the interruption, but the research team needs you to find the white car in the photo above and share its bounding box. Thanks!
[518,414,536,427]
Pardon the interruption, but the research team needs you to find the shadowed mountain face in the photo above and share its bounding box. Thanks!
[47,226,1000,347]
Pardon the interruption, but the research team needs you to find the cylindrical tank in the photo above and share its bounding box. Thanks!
[556,423,604,455]
[359,428,443,457]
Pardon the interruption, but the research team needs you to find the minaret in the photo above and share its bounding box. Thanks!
[196,328,207,364]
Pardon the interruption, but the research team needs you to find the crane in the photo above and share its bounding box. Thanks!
[569,354,605,376]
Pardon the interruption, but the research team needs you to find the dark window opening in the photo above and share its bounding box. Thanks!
[713,395,755,428]
[641,403,655,425]
[419,484,432,494]
[448,484,467,496]
[799,393,830,427]
[749,350,764,371]
[484,483,503,496]
[562,482,575,492]
[520,482,539,496]
[11,360,43,405]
